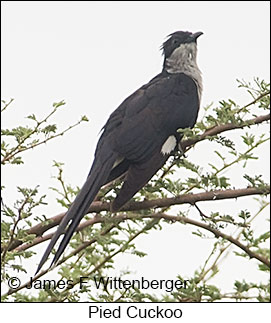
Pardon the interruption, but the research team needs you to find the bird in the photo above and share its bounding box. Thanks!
[36,30,203,274]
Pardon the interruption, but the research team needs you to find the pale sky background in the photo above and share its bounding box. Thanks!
[1,0,270,316]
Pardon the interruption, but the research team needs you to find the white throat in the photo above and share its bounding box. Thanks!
[165,42,203,102]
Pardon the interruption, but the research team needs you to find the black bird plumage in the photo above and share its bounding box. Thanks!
[36,31,203,274]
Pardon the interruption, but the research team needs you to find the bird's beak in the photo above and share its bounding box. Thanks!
[191,31,204,41]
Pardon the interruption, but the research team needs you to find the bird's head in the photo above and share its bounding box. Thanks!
[162,31,203,73]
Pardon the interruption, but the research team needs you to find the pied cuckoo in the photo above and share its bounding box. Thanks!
[36,31,203,274]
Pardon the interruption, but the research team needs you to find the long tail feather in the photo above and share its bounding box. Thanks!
[35,152,117,274]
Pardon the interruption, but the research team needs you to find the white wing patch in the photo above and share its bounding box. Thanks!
[112,157,124,169]
[161,135,177,155]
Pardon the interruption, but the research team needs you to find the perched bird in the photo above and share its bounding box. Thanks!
[36,30,203,274]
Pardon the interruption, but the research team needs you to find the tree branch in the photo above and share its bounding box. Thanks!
[12,186,270,253]
[4,207,269,299]
[181,113,270,151]
[148,213,270,267]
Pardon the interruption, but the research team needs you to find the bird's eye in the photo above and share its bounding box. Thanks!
[172,39,179,46]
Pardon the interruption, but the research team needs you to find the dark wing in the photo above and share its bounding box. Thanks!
[103,72,200,209]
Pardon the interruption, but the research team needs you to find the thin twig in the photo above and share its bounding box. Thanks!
[1,119,84,164]
[1,186,39,262]
[1,98,14,113]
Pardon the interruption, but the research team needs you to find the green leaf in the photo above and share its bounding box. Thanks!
[52,100,66,108]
